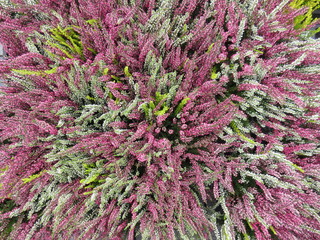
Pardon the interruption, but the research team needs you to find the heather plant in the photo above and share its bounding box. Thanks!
[0,0,319,240]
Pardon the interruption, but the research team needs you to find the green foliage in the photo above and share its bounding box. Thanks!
[85,19,99,26]
[0,166,8,189]
[80,162,107,195]
[0,199,15,213]
[45,22,97,60]
[141,92,170,120]
[229,121,259,145]
[22,170,46,184]
[210,65,219,80]
[173,97,190,116]
[124,66,132,77]
[206,42,215,53]
[11,67,57,76]
[103,67,109,75]
[0,199,18,239]
[290,0,320,29]
[48,25,83,58]
[141,92,190,122]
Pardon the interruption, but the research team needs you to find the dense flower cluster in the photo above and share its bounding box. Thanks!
[0,0,319,239]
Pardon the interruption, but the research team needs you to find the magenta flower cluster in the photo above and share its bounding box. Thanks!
[0,0,319,239]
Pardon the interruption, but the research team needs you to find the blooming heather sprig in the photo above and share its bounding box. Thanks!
[0,0,319,239]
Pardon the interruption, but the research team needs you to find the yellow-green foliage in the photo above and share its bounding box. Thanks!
[230,121,259,145]
[48,25,83,59]
[123,66,132,77]
[210,65,219,80]
[85,19,99,26]
[46,22,99,60]
[141,92,170,120]
[80,162,107,195]
[141,92,190,124]
[12,67,57,76]
[173,97,190,116]
[290,0,320,29]
[21,170,46,184]
[0,166,8,189]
